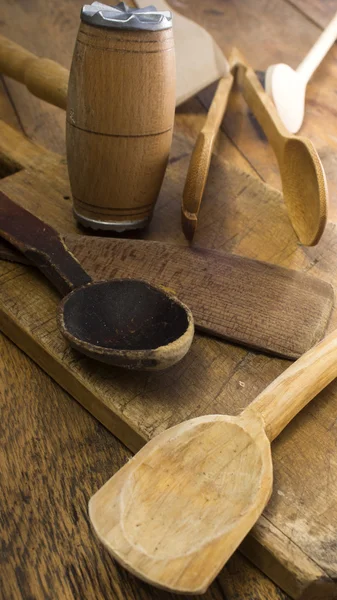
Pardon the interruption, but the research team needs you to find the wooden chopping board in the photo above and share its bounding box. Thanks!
[1,119,337,600]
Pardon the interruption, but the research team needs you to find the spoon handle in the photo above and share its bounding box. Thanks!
[245,326,337,442]
[297,11,337,84]
[230,47,288,162]
[0,192,92,296]
[181,74,234,240]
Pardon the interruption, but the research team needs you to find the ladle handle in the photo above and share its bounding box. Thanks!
[230,48,288,162]
[297,12,337,84]
[245,327,337,442]
[0,192,91,296]
[0,34,68,110]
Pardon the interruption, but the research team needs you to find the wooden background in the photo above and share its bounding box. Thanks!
[1,0,337,599]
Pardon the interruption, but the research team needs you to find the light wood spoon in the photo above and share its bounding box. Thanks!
[181,74,234,240]
[231,48,328,246]
[265,11,337,133]
[89,322,337,593]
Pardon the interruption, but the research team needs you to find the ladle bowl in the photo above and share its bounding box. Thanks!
[0,193,194,371]
[59,279,193,369]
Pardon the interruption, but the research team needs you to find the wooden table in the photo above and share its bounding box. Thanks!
[1,1,336,599]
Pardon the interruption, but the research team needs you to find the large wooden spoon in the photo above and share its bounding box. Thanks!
[89,321,337,593]
[231,48,328,247]
[0,193,193,370]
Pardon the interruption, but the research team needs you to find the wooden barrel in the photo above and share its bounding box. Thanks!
[66,17,175,231]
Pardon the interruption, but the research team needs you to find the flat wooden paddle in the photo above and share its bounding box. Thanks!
[0,234,333,360]
[89,326,337,593]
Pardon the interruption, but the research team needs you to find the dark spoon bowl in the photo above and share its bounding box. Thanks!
[58,279,194,370]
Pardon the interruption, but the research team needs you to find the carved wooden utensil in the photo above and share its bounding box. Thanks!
[0,193,193,370]
[231,49,328,246]
[89,322,337,593]
[265,11,337,133]
[181,74,234,240]
[0,232,333,360]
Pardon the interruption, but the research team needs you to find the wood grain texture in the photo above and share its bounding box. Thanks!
[67,23,175,229]
[0,33,68,109]
[0,120,337,598]
[89,412,273,594]
[89,314,337,593]
[189,0,337,222]
[2,230,333,360]
[2,0,337,598]
[182,74,234,240]
[230,48,328,246]
[135,0,229,106]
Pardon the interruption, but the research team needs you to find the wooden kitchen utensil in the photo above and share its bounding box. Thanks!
[0,193,193,370]
[231,48,328,246]
[0,33,68,109]
[1,117,337,597]
[181,74,234,240]
[135,0,229,106]
[265,12,337,133]
[89,324,337,593]
[0,232,333,360]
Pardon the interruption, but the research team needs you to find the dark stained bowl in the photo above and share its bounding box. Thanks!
[57,279,194,370]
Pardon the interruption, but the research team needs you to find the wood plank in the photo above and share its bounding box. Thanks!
[0,332,231,600]
[0,121,336,599]
[290,0,337,28]
[1,1,336,598]
[0,89,285,600]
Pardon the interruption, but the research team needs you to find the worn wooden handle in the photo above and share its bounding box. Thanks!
[0,34,68,109]
[297,11,337,83]
[245,327,337,441]
[230,48,288,162]
[181,74,234,241]
[0,192,91,295]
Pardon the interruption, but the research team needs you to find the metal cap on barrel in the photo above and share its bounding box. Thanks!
[81,2,173,31]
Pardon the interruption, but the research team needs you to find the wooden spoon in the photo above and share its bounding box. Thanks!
[181,74,234,240]
[89,320,337,593]
[265,11,337,133]
[230,48,328,247]
[0,192,193,370]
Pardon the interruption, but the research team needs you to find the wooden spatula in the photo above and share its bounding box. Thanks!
[89,325,337,593]
[134,0,229,105]
[0,234,333,360]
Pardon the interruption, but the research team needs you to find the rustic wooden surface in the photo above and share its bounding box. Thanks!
[1,1,337,599]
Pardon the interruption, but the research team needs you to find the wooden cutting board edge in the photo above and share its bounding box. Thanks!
[0,119,336,599]
[0,284,335,600]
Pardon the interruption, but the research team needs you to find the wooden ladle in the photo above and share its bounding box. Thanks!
[231,48,328,246]
[0,193,193,370]
[89,320,337,593]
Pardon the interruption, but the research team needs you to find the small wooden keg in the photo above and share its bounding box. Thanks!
[66,3,175,231]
